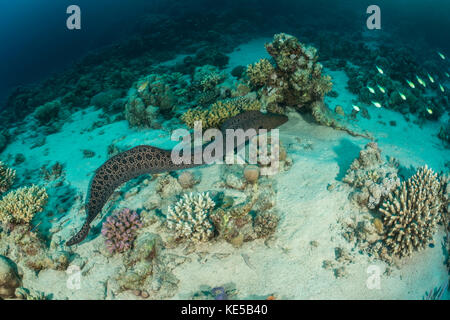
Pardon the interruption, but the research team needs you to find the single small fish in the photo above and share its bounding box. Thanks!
[427,73,435,83]
[437,51,446,60]
[372,101,382,108]
[367,86,375,94]
[445,72,449,78]
[377,84,386,93]
[138,81,148,92]
[398,91,407,100]
[375,65,384,74]
[439,83,445,92]
[416,75,426,87]
[406,79,415,89]
[352,105,360,112]
[426,108,433,115]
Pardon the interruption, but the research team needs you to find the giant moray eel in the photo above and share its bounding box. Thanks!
[66,111,288,246]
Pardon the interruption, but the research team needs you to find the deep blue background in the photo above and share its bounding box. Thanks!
[1,0,449,106]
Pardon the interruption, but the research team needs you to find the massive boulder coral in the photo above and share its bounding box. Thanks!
[166,192,215,243]
[379,166,443,258]
[124,72,189,127]
[0,162,16,195]
[0,255,21,299]
[247,33,332,113]
[0,185,48,225]
[343,143,400,210]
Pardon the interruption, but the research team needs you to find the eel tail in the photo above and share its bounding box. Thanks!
[66,221,91,246]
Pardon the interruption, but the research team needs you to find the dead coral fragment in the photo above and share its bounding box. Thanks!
[182,96,261,129]
[167,192,215,243]
[0,185,48,225]
[0,162,16,194]
[380,165,442,258]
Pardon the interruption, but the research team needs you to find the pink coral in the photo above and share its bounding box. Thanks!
[101,208,142,254]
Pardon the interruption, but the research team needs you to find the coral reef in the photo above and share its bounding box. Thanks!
[343,143,400,210]
[379,166,443,258]
[101,208,143,254]
[167,192,215,243]
[124,72,189,127]
[0,255,21,299]
[0,186,48,225]
[253,211,280,238]
[193,65,225,92]
[247,33,332,114]
[182,96,261,129]
[0,162,16,194]
[90,89,124,113]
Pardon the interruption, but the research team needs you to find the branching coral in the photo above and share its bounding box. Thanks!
[0,162,16,194]
[343,143,400,210]
[379,165,442,258]
[166,192,215,243]
[181,96,261,129]
[101,208,143,254]
[0,185,48,225]
[193,65,225,92]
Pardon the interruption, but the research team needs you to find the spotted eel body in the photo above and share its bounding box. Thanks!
[66,111,288,246]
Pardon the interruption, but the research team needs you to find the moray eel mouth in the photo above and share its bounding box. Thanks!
[66,111,288,246]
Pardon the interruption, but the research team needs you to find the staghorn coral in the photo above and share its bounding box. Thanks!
[182,96,261,129]
[0,185,48,225]
[379,166,442,258]
[0,162,16,194]
[343,143,400,210]
[101,208,143,254]
[166,192,215,243]
[247,33,332,113]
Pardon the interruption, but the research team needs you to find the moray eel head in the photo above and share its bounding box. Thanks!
[221,110,288,132]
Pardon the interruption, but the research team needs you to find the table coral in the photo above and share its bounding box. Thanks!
[0,162,16,195]
[101,208,143,254]
[379,165,443,258]
[166,192,215,243]
[0,185,48,225]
